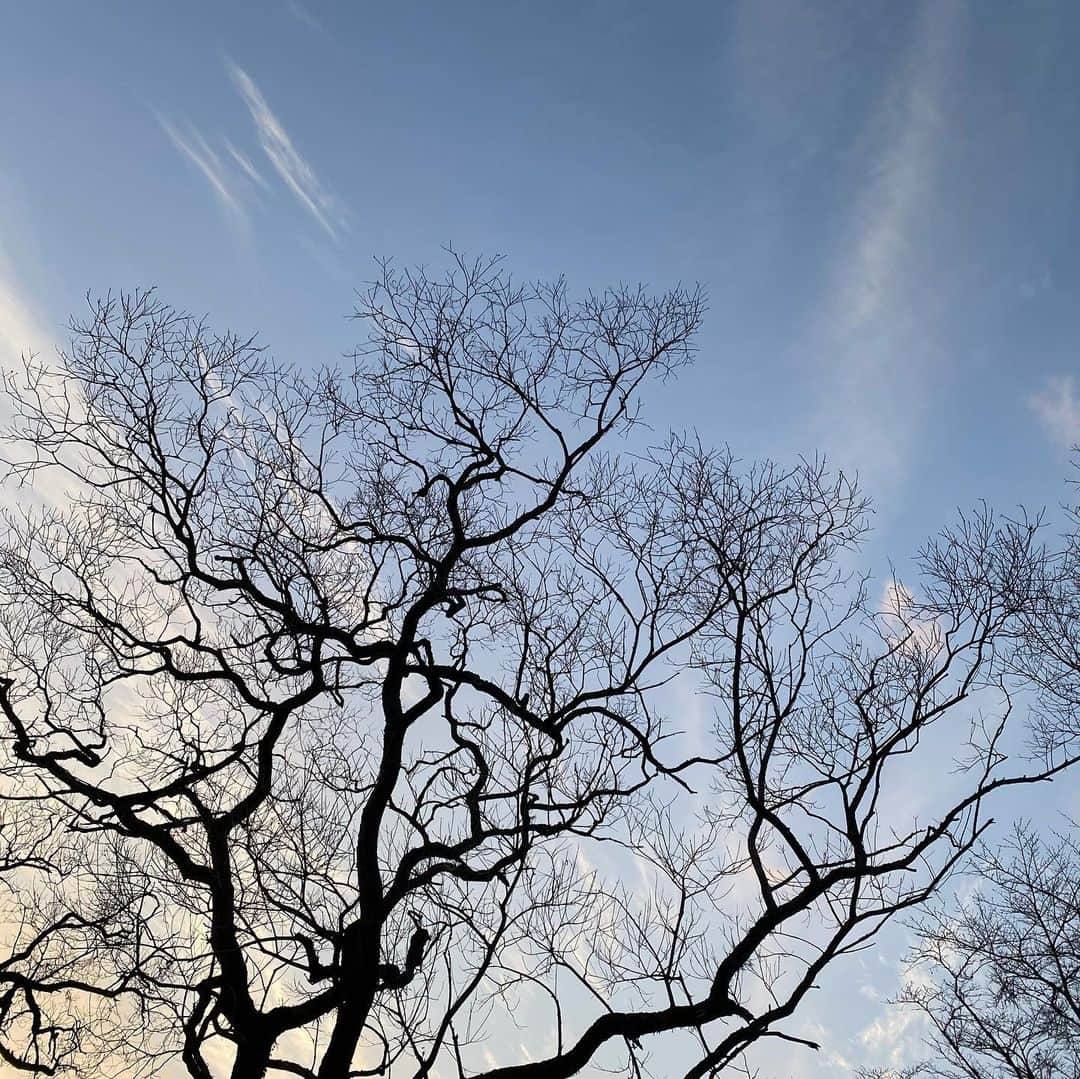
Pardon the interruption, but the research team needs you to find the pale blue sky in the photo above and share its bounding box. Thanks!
[1,2,1078,1074]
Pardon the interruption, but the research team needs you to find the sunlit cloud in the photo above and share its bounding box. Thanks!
[851,955,936,1072]
[228,62,348,240]
[1030,375,1080,449]
[858,1006,920,1066]
[880,578,942,655]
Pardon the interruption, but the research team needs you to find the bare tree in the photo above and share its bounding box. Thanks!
[867,825,1080,1079]
[861,482,1080,1079]
[0,255,1072,1079]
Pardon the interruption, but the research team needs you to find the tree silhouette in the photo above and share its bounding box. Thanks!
[862,482,1080,1079]
[0,256,1072,1079]
[868,825,1079,1079]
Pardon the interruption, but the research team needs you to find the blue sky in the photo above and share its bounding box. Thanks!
[2,2,1079,1075]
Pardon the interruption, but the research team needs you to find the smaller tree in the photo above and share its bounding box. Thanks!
[872,825,1080,1079]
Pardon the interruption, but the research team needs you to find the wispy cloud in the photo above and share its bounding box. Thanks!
[227,62,347,240]
[158,115,250,225]
[285,0,328,35]
[858,1006,920,1066]
[0,253,49,371]
[0,249,84,512]
[224,139,271,192]
[804,0,965,496]
[855,958,935,1071]
[1030,375,1080,449]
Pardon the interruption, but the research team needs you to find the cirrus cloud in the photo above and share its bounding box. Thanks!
[227,62,348,241]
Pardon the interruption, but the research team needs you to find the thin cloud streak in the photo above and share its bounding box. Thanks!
[807,0,965,495]
[228,62,347,240]
[225,139,271,192]
[158,115,249,224]
[285,0,329,36]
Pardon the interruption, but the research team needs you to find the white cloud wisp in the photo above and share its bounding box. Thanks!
[1030,375,1080,449]
[228,63,347,240]
[158,115,251,226]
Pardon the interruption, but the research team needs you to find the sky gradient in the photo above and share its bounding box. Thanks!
[2,2,1079,1074]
